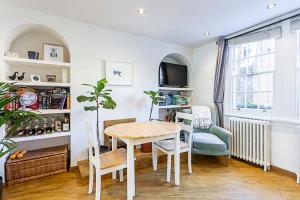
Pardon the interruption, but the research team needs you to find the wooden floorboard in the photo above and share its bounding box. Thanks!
[4,155,300,200]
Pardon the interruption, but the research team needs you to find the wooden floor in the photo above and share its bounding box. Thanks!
[4,155,300,200]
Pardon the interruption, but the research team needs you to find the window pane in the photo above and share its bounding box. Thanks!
[248,57,260,74]
[233,76,245,92]
[262,39,275,54]
[248,42,261,57]
[260,55,269,72]
[246,74,259,92]
[246,93,259,109]
[260,73,273,91]
[233,93,245,109]
[259,92,273,110]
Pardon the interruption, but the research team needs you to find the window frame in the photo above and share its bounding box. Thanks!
[228,39,276,113]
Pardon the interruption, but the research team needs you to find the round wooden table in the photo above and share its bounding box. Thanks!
[104,121,181,200]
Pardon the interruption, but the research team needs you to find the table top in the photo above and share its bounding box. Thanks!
[104,121,181,139]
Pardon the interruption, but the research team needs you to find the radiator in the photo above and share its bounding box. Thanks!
[229,117,271,171]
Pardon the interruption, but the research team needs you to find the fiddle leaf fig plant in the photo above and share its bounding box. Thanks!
[77,79,116,142]
[144,90,164,121]
[0,82,40,158]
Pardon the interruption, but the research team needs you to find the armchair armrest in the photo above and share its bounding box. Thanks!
[210,126,232,149]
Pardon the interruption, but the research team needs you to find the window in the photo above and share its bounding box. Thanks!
[229,38,275,111]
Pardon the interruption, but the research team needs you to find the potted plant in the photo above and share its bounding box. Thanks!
[0,82,40,199]
[77,79,116,153]
[142,90,164,153]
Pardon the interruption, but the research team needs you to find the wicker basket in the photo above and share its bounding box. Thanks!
[5,146,68,185]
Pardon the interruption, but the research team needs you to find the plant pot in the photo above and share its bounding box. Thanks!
[99,145,110,154]
[141,143,152,153]
[0,176,2,200]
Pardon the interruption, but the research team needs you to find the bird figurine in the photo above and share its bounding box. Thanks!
[8,71,18,80]
[17,72,26,81]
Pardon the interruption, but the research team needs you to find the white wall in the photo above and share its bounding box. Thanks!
[192,21,300,175]
[191,41,218,110]
[0,4,193,177]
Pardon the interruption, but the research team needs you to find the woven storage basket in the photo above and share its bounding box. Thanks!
[5,145,68,185]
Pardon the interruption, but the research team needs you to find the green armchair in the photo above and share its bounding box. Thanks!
[177,108,232,158]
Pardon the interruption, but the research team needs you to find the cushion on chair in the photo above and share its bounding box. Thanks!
[192,133,227,153]
[154,139,189,151]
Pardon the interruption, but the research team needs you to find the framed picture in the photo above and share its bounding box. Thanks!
[43,43,64,62]
[105,61,133,85]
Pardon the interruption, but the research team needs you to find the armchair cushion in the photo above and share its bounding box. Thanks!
[192,133,227,155]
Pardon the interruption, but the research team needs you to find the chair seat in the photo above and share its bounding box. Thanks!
[192,133,227,153]
[100,148,127,170]
[154,139,189,151]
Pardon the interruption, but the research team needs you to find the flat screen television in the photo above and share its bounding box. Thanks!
[159,62,188,87]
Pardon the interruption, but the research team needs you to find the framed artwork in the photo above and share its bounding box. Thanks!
[105,61,133,85]
[43,43,64,62]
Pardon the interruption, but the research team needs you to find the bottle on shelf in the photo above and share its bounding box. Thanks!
[62,117,70,132]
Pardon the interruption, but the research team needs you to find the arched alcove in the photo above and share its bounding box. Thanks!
[159,53,191,87]
[6,23,70,62]
[3,24,71,83]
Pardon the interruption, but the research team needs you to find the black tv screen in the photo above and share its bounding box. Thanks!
[159,62,188,87]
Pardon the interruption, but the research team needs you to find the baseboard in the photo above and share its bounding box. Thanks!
[231,157,297,179]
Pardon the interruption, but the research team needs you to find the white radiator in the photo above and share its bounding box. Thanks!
[229,117,271,171]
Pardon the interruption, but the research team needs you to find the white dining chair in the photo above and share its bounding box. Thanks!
[152,112,193,182]
[87,122,127,200]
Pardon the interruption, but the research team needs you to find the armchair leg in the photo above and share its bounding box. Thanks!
[224,155,230,167]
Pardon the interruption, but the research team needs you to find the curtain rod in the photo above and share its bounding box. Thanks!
[225,8,300,40]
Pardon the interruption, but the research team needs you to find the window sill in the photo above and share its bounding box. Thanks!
[225,113,300,125]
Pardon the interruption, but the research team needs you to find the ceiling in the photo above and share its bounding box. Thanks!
[2,0,300,47]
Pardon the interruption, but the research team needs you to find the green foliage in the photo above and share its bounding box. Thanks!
[77,79,116,140]
[143,90,163,105]
[144,90,164,120]
[77,79,116,111]
[0,82,41,158]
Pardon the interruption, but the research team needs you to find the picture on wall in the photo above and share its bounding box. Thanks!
[105,61,133,85]
[43,43,64,62]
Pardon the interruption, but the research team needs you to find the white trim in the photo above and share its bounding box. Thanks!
[11,131,71,142]
[225,113,300,125]
[226,9,300,39]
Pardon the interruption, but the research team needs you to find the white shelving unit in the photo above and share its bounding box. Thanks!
[3,56,71,69]
[5,81,71,87]
[158,87,193,121]
[11,132,71,142]
[158,105,192,109]
[158,87,194,91]
[32,109,71,115]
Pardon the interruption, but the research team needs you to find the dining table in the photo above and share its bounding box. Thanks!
[104,121,182,200]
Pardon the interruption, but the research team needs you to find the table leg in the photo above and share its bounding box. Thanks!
[112,136,117,179]
[174,131,180,185]
[127,140,135,200]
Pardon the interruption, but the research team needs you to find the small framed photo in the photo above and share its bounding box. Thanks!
[43,43,64,62]
[105,61,133,86]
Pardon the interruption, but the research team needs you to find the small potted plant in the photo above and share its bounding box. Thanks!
[0,82,40,199]
[142,90,164,153]
[77,79,116,153]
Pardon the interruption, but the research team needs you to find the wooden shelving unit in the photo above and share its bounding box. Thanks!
[31,109,71,115]
[5,81,71,87]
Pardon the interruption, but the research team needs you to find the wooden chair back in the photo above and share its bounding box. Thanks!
[86,121,100,167]
[175,112,194,146]
[103,118,136,146]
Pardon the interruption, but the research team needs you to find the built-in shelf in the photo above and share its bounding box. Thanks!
[6,81,71,87]
[3,56,71,69]
[158,105,192,109]
[11,131,71,142]
[158,87,194,91]
[31,109,70,115]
